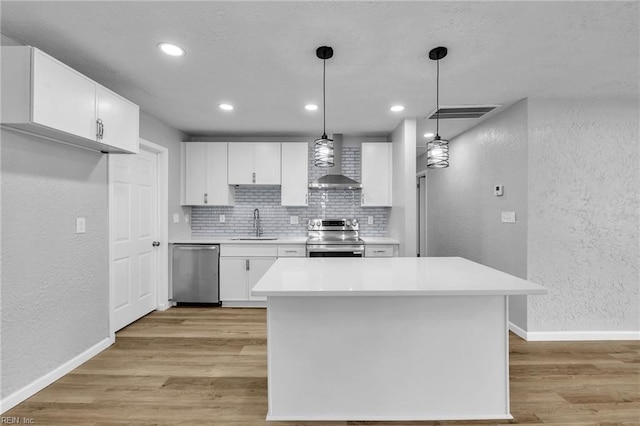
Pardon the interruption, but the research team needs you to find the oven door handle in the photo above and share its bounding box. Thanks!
[306,245,365,253]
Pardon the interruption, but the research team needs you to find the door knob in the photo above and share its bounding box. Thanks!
[152,241,160,247]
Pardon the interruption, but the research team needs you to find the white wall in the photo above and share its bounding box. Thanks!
[425,97,639,336]
[388,119,417,256]
[423,100,529,328]
[1,129,109,400]
[527,98,639,333]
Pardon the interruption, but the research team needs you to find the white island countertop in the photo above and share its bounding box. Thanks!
[252,257,546,297]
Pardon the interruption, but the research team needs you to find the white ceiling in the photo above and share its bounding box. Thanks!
[1,1,638,153]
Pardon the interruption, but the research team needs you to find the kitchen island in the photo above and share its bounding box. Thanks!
[252,257,547,421]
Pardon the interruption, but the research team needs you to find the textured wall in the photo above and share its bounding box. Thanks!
[527,99,639,332]
[388,119,417,256]
[1,129,109,399]
[191,146,390,236]
[139,111,190,239]
[424,100,529,328]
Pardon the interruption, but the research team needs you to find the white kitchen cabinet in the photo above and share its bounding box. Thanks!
[1,46,139,153]
[281,143,309,206]
[365,245,397,257]
[96,86,140,153]
[248,258,276,301]
[183,142,235,206]
[228,143,281,185]
[220,244,277,305]
[361,143,392,207]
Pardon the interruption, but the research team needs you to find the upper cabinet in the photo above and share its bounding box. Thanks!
[361,142,392,207]
[1,46,139,154]
[182,142,235,206]
[281,143,309,206]
[228,143,281,185]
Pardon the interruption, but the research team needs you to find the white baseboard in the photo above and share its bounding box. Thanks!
[509,322,640,341]
[0,337,113,414]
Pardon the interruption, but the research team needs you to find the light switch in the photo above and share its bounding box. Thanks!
[173,213,180,223]
[368,216,374,225]
[219,214,225,223]
[501,211,516,223]
[290,216,299,225]
[494,185,504,196]
[76,217,86,234]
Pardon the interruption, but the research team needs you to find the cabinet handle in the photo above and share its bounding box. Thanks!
[204,193,208,204]
[246,259,250,271]
[305,193,308,204]
[96,119,104,140]
[285,250,296,253]
[101,120,105,139]
[252,172,256,184]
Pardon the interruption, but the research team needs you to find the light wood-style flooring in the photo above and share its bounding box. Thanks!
[5,307,640,425]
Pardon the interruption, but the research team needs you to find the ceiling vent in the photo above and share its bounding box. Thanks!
[427,105,500,120]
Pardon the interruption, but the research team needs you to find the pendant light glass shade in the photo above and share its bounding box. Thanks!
[426,135,449,168]
[427,46,449,169]
[313,46,335,167]
[314,135,335,167]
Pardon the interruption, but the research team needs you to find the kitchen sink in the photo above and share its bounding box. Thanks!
[230,236,279,240]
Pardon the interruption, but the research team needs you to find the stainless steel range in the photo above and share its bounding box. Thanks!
[306,218,365,257]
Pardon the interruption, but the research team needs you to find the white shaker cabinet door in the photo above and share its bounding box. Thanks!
[253,143,281,184]
[31,49,96,141]
[248,257,276,301]
[96,86,139,153]
[227,143,255,184]
[361,142,392,207]
[281,143,308,206]
[184,142,208,205]
[206,143,234,205]
[220,258,249,301]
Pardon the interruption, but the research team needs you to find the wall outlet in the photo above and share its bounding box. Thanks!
[76,217,86,234]
[173,213,180,223]
[290,216,299,225]
[501,211,516,223]
[219,214,225,223]
[368,216,374,225]
[494,185,504,196]
[185,214,189,223]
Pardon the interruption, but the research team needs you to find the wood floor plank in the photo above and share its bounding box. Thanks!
[4,307,639,424]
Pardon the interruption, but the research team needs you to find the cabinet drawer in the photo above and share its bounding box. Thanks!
[221,244,277,257]
[277,245,306,257]
[365,245,394,257]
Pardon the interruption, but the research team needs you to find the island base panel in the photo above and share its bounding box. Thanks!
[266,295,510,421]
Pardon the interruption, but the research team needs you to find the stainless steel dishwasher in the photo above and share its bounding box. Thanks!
[171,244,220,305]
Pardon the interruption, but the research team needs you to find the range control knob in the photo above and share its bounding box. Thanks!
[352,219,358,224]
[346,220,351,226]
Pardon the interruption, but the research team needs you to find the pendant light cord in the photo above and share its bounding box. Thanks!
[436,58,439,137]
[322,59,327,138]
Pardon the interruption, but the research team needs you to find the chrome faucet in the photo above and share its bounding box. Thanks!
[253,208,263,237]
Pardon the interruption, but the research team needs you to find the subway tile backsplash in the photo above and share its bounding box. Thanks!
[190,146,390,237]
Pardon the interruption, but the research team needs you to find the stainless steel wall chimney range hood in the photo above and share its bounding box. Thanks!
[309,134,362,189]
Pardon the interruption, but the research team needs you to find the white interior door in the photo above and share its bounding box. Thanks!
[110,147,159,331]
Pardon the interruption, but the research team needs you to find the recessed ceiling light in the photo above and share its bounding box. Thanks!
[157,42,185,57]
[390,105,405,112]
[305,104,318,111]
[424,132,435,138]
[219,103,234,111]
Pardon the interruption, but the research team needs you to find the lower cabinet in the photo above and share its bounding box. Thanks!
[220,244,281,306]
[364,244,399,257]
[220,257,275,303]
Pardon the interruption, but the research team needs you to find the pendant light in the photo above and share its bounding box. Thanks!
[314,46,335,167]
[427,46,449,169]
